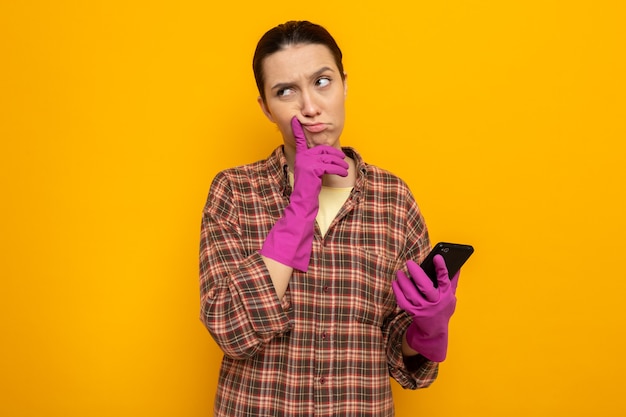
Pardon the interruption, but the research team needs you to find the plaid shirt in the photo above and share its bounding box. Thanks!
[200,146,438,416]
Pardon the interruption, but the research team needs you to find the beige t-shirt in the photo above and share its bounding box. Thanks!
[288,172,353,236]
[316,186,353,236]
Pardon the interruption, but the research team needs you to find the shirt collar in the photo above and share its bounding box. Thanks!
[266,146,290,196]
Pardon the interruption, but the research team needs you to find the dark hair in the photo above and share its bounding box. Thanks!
[253,20,345,103]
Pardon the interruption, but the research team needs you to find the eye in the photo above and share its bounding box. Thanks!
[316,77,331,88]
[276,87,295,97]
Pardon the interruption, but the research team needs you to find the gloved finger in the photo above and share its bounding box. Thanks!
[394,269,426,306]
[433,254,451,292]
[291,117,307,153]
[320,164,349,177]
[391,278,413,312]
[311,161,348,178]
[317,154,349,173]
[308,151,348,178]
[318,153,349,168]
[407,259,439,302]
[307,144,347,159]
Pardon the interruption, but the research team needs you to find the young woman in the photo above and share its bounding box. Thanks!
[200,20,460,416]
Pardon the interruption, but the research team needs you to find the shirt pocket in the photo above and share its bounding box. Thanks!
[346,249,401,327]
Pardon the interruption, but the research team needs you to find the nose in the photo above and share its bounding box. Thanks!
[299,90,321,118]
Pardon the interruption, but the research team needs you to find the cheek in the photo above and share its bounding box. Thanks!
[330,93,346,114]
[332,100,346,126]
[276,114,293,130]
[264,104,295,135]
[268,102,297,122]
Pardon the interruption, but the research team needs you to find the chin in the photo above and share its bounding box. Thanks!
[310,133,340,148]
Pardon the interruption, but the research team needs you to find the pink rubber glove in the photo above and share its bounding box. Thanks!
[392,254,460,362]
[259,117,349,271]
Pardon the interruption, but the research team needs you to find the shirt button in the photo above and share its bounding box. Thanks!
[323,286,329,293]
[321,332,327,340]
[207,289,216,299]
[319,377,326,384]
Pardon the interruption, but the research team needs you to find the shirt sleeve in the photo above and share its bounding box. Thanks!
[383,183,439,389]
[199,171,293,360]
[384,310,439,389]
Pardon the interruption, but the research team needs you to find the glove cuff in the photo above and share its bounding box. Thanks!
[405,321,449,363]
[259,205,317,272]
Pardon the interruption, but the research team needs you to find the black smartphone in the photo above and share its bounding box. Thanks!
[420,242,474,287]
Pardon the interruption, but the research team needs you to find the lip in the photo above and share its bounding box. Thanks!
[302,123,328,133]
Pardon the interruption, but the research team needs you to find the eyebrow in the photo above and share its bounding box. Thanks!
[270,66,336,91]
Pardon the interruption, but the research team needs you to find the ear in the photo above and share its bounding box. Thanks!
[257,96,275,123]
[343,72,348,98]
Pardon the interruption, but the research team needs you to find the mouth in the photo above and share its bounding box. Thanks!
[301,123,328,133]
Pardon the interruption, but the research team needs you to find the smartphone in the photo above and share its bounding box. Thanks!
[420,242,474,287]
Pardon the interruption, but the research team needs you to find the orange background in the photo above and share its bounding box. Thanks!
[1,1,625,416]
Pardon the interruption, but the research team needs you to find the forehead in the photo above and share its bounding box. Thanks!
[262,43,339,84]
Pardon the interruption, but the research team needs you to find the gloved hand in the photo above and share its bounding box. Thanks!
[392,254,460,362]
[259,116,349,271]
